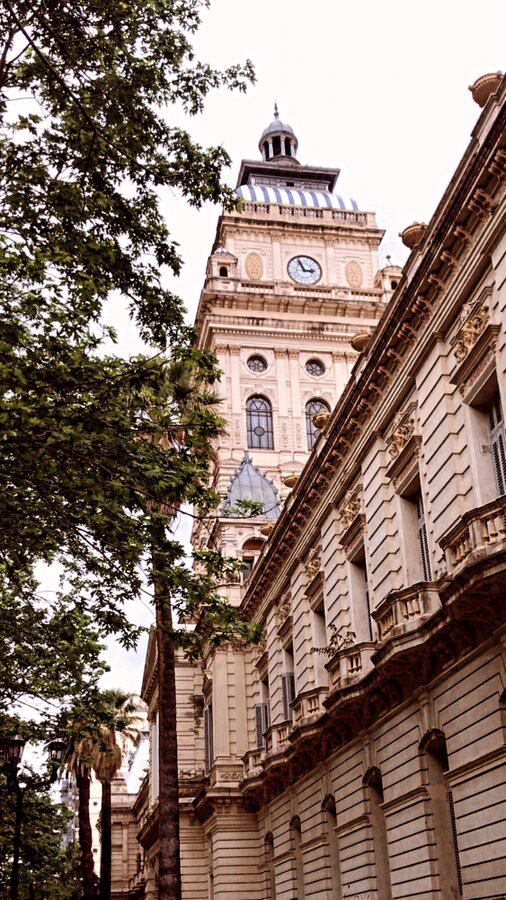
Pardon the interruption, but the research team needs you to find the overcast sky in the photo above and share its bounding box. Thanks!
[102,0,505,692]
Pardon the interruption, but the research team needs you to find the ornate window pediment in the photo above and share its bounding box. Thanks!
[338,486,365,555]
[385,404,421,494]
[449,287,498,404]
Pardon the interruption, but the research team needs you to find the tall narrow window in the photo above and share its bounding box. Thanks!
[272,135,281,156]
[290,816,305,899]
[284,137,292,156]
[419,730,463,898]
[204,703,213,774]
[348,543,373,642]
[322,795,343,899]
[416,494,431,581]
[242,538,264,583]
[312,599,329,685]
[247,395,274,450]
[263,141,270,160]
[306,399,331,449]
[265,833,276,899]
[488,393,506,496]
[255,675,270,748]
[282,644,295,722]
[362,768,392,900]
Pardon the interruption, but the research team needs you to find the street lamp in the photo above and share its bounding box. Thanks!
[45,738,66,768]
[1,734,25,768]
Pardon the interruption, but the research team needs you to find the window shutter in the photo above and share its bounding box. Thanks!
[204,705,213,773]
[489,396,506,496]
[254,702,270,747]
[416,495,431,581]
[282,672,296,722]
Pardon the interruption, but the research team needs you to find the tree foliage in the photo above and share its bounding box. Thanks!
[0,769,81,899]
[0,0,258,730]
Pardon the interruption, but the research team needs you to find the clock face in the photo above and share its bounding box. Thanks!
[288,255,322,285]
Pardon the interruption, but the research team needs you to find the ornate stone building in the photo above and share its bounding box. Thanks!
[137,73,506,899]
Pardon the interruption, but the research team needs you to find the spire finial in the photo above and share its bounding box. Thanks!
[274,102,279,119]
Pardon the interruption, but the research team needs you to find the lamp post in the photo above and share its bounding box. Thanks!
[1,735,26,900]
[1,735,66,900]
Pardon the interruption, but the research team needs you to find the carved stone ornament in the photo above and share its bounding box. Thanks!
[345,259,363,289]
[387,414,415,459]
[340,491,361,529]
[245,251,264,281]
[277,593,291,626]
[453,304,488,361]
[305,547,322,580]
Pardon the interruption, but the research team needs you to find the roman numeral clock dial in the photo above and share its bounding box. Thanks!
[288,255,322,285]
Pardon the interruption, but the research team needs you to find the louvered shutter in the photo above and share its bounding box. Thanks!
[416,494,431,581]
[282,672,296,722]
[489,396,506,497]
[204,705,213,773]
[254,702,270,747]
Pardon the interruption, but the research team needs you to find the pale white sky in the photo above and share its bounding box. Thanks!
[103,0,505,691]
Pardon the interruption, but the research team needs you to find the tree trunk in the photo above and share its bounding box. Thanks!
[76,769,96,899]
[99,780,112,900]
[153,527,181,899]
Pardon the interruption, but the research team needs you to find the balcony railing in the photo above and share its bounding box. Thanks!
[203,276,383,306]
[264,722,290,756]
[243,747,265,778]
[292,685,328,725]
[439,496,506,573]
[372,583,441,642]
[239,201,373,227]
[326,641,376,688]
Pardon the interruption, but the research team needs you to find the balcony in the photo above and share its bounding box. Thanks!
[292,685,328,726]
[264,721,291,756]
[439,496,506,574]
[243,747,265,779]
[372,583,441,642]
[325,640,376,688]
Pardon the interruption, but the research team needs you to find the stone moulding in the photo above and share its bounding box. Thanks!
[385,435,423,495]
[325,640,377,687]
[450,323,500,403]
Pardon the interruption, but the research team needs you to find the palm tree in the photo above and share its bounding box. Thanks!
[92,690,144,900]
[65,727,99,900]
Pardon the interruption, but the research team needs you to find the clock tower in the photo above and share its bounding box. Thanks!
[192,109,395,583]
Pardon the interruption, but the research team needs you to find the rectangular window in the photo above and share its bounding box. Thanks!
[204,704,213,774]
[281,672,296,722]
[254,702,270,748]
[488,394,506,496]
[416,494,431,582]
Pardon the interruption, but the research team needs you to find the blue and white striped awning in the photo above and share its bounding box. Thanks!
[236,184,358,210]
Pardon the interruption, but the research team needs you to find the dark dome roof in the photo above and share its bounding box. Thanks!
[222,453,279,519]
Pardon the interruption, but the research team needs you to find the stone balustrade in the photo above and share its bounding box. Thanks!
[243,747,265,777]
[372,583,441,642]
[291,685,328,725]
[439,496,506,573]
[239,201,371,227]
[265,721,290,756]
[204,275,383,305]
[326,641,377,687]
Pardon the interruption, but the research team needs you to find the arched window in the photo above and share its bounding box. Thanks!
[242,538,264,583]
[263,140,270,160]
[419,730,463,897]
[219,265,228,277]
[305,399,330,449]
[362,767,392,900]
[321,795,343,897]
[247,396,274,450]
[289,816,305,898]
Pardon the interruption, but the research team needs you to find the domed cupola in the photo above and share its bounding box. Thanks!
[259,104,299,164]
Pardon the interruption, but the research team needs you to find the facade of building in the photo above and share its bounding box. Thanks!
[137,74,506,899]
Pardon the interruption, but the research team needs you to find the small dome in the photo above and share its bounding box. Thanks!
[222,452,279,519]
[260,118,296,142]
[258,104,298,162]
